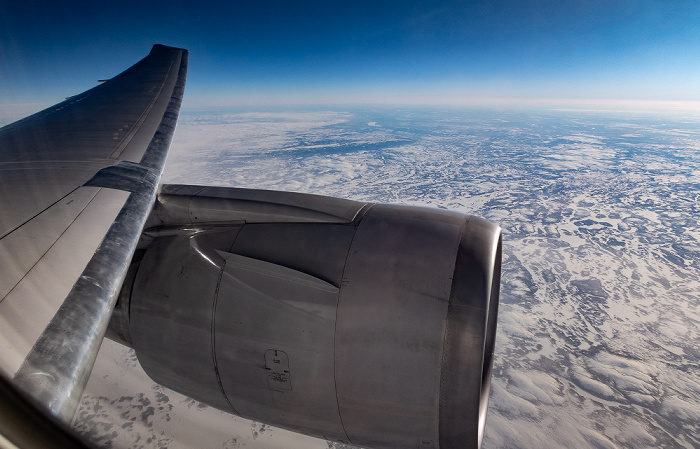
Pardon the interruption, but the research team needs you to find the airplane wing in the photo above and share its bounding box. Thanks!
[0,44,188,442]
[0,45,501,449]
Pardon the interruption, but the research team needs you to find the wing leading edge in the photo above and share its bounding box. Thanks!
[0,45,188,427]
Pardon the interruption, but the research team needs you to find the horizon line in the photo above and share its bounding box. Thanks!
[2,98,700,125]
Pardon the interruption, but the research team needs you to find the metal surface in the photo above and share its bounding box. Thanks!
[438,217,501,449]
[0,188,128,376]
[120,186,502,449]
[10,45,188,422]
[147,184,368,227]
[104,259,139,349]
[214,252,346,439]
[0,372,94,449]
[84,161,153,193]
[230,222,358,287]
[129,228,239,412]
[334,204,465,448]
[0,162,107,239]
[0,45,182,238]
[0,44,189,385]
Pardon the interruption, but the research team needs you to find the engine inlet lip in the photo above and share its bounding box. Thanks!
[478,233,502,446]
[438,217,502,449]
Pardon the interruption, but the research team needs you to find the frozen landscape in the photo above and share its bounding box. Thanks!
[74,106,700,448]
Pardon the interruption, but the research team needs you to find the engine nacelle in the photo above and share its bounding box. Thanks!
[109,185,501,449]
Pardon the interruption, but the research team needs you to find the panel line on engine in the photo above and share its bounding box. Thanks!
[210,257,239,416]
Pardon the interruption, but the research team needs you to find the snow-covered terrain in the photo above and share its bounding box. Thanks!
[75,107,700,448]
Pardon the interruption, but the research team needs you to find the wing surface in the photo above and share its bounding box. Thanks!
[0,44,188,411]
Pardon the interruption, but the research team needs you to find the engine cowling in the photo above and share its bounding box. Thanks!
[109,185,502,449]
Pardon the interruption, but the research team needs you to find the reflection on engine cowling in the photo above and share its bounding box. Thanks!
[109,185,502,449]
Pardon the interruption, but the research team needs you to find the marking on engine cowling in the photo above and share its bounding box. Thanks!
[265,349,291,391]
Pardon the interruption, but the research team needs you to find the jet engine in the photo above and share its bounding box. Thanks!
[108,184,502,449]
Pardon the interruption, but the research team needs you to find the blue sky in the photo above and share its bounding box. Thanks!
[2,0,700,108]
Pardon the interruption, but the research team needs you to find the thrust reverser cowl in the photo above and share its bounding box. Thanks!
[110,185,502,449]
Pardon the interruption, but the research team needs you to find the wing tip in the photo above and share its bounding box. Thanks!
[151,43,189,55]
